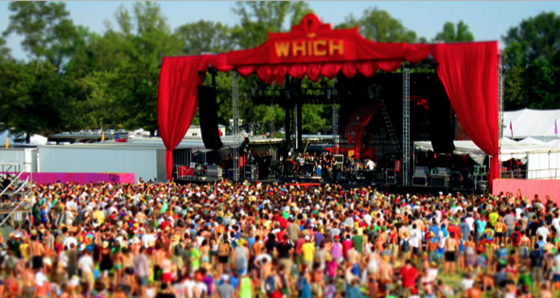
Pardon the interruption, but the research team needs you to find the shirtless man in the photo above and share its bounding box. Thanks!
[21,262,36,298]
[519,232,531,261]
[152,242,166,286]
[376,229,388,252]
[444,232,459,274]
[462,281,483,298]
[378,256,394,296]
[29,236,45,270]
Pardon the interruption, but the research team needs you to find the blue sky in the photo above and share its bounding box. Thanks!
[1,1,559,60]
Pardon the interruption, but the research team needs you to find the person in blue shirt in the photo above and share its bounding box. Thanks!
[429,218,440,244]
[476,217,487,243]
[536,235,546,251]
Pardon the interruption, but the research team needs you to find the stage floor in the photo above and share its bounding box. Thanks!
[176,175,478,195]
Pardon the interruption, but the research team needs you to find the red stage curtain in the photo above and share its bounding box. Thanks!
[257,65,275,84]
[307,63,323,82]
[342,62,357,78]
[378,60,403,72]
[288,64,308,80]
[405,44,433,63]
[158,56,209,180]
[321,63,342,79]
[237,65,255,77]
[273,65,289,86]
[433,42,500,187]
[357,61,378,77]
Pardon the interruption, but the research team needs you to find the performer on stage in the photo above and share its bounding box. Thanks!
[364,158,376,183]
[331,155,338,183]
[322,153,331,182]
[366,159,377,170]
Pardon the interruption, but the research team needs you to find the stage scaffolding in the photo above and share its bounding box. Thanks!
[402,67,411,186]
[232,72,240,181]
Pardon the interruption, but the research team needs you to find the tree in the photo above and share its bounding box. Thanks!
[175,21,233,55]
[502,12,560,110]
[522,59,560,109]
[337,8,417,43]
[503,65,526,110]
[433,21,475,42]
[0,61,77,140]
[3,1,79,67]
[0,37,12,62]
[230,1,313,49]
[503,12,560,68]
[70,2,183,134]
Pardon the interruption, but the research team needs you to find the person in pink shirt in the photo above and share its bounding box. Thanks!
[342,233,354,260]
[295,234,306,266]
[331,235,343,264]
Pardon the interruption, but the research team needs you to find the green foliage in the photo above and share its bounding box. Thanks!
[175,21,233,55]
[338,8,417,42]
[230,1,313,49]
[302,105,330,133]
[0,37,12,62]
[503,65,526,110]
[3,1,79,67]
[503,12,560,68]
[0,61,77,138]
[502,12,560,110]
[522,59,560,109]
[1,1,558,139]
[433,21,474,42]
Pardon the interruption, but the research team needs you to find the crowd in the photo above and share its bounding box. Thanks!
[0,180,559,298]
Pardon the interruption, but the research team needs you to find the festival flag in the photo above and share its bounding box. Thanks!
[555,119,558,135]
[509,120,513,137]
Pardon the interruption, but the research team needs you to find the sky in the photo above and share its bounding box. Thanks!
[1,1,559,61]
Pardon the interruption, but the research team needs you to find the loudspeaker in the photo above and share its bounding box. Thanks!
[427,77,455,154]
[198,86,223,150]
[206,150,220,165]
[430,176,449,188]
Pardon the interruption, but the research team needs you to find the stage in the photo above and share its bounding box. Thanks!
[175,172,470,196]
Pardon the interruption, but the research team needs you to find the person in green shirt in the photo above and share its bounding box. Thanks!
[518,266,533,293]
[352,230,364,253]
[237,274,255,298]
[190,245,202,276]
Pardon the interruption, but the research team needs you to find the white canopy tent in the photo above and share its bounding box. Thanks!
[415,137,560,179]
[503,109,560,141]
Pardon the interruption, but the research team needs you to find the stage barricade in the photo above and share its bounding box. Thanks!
[493,179,560,205]
[0,172,136,184]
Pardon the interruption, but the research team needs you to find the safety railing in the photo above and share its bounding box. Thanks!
[500,167,560,180]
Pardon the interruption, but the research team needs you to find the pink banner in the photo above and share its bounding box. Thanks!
[493,179,560,205]
[1,172,135,184]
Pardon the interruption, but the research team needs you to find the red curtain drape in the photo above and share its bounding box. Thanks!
[432,42,500,187]
[158,56,208,180]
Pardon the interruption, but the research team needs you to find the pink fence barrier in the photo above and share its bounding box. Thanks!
[0,172,136,184]
[493,179,560,205]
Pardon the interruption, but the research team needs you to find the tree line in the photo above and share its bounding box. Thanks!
[0,1,558,139]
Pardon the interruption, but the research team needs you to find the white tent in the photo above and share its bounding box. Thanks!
[503,109,560,140]
[415,137,560,179]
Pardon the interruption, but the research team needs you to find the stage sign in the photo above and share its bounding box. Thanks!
[226,14,410,66]
[395,160,402,172]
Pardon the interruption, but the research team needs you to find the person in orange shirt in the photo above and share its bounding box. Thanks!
[494,218,507,246]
